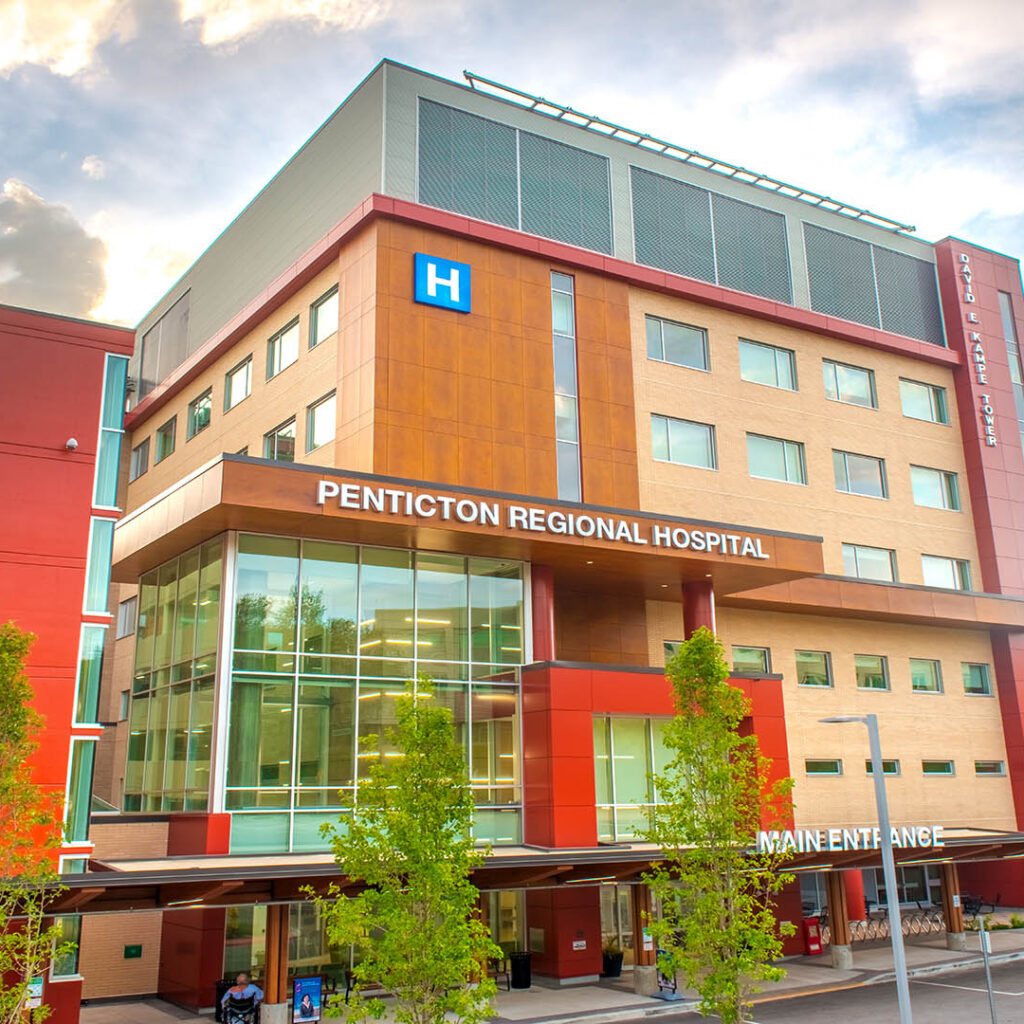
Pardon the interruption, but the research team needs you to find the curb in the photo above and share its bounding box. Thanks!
[494,1000,700,1024]
[868,947,1024,984]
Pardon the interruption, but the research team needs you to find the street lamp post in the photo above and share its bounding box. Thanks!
[821,713,913,1024]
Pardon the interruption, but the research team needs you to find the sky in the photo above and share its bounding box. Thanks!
[0,0,1022,325]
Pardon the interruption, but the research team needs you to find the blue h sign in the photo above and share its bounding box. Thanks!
[414,253,471,313]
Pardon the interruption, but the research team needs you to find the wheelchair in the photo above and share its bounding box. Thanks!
[223,993,260,1024]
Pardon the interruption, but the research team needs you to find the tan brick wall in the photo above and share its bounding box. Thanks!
[631,289,980,584]
[80,911,162,998]
[90,819,168,860]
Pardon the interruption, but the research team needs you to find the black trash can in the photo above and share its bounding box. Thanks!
[509,950,532,989]
[214,978,232,1022]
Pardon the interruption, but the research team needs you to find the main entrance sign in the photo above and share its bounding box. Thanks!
[757,825,945,854]
[316,480,771,559]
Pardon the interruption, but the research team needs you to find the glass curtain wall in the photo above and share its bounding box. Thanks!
[124,538,222,811]
[227,535,525,854]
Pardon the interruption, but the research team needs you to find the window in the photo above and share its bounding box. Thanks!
[119,689,129,720]
[84,518,116,613]
[306,392,336,452]
[663,641,681,660]
[997,291,1024,455]
[910,466,960,510]
[186,388,212,439]
[225,356,252,411]
[795,650,832,687]
[128,438,149,482]
[865,759,900,775]
[922,760,954,775]
[646,315,709,371]
[266,318,300,379]
[823,359,877,408]
[651,414,716,469]
[738,338,796,390]
[310,286,339,348]
[732,646,770,673]
[74,625,105,723]
[747,433,806,484]
[93,354,128,507]
[805,759,842,775]
[855,654,889,690]
[116,596,137,639]
[975,760,1006,776]
[899,379,948,424]
[963,663,992,696]
[65,739,96,842]
[910,658,943,693]
[155,417,176,462]
[833,450,887,497]
[51,916,81,978]
[922,555,971,591]
[264,418,296,462]
[551,273,581,501]
[842,543,897,582]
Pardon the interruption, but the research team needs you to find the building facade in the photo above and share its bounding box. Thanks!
[51,61,1024,1019]
[0,304,134,1018]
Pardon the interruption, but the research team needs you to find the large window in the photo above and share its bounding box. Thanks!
[899,379,948,424]
[264,419,296,462]
[997,291,1024,455]
[651,414,716,469]
[738,339,796,390]
[267,319,300,380]
[921,555,971,591]
[66,739,97,842]
[963,663,992,696]
[855,654,889,690]
[84,518,116,613]
[747,433,806,484]
[551,273,581,501]
[155,417,176,463]
[187,388,212,439]
[910,658,943,693]
[224,538,525,854]
[225,356,252,411]
[796,650,832,687]
[74,625,106,724]
[646,316,708,371]
[123,539,222,813]
[594,716,671,841]
[306,393,336,453]
[823,359,876,408]
[310,287,339,348]
[910,466,960,510]
[833,450,887,498]
[94,354,129,507]
[842,543,897,582]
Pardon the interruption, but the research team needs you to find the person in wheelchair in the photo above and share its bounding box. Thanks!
[221,971,264,1023]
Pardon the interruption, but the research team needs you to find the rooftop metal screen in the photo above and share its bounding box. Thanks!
[873,245,945,345]
[711,192,792,303]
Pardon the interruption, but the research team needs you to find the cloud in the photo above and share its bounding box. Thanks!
[0,179,106,317]
[180,0,391,45]
[0,0,118,76]
[81,154,105,179]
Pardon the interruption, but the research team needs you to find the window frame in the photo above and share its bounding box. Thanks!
[899,378,949,425]
[155,416,176,463]
[910,464,960,511]
[186,388,213,440]
[795,649,833,688]
[833,449,888,498]
[910,657,943,694]
[922,759,955,776]
[266,317,300,380]
[263,417,297,462]
[921,554,971,591]
[962,662,993,697]
[306,391,337,453]
[805,758,843,776]
[842,542,898,582]
[974,760,1006,776]
[224,355,253,412]
[128,437,150,482]
[731,645,771,674]
[651,413,717,470]
[738,338,797,391]
[746,432,807,485]
[855,654,890,691]
[645,314,710,372]
[822,358,877,409]
[309,286,339,349]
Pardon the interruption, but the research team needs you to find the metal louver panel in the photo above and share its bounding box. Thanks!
[519,132,612,254]
[631,166,715,283]
[418,98,518,228]
[872,246,945,346]
[804,223,880,328]
[711,193,792,303]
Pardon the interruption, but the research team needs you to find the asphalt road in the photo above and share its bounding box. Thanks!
[657,960,1024,1022]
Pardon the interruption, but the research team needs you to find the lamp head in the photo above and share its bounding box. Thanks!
[820,715,867,724]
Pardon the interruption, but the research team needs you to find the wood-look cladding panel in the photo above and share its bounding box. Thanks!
[374,221,639,507]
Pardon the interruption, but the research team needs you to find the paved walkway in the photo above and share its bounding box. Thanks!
[79,924,1024,1024]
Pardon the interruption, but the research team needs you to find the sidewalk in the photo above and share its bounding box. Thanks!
[78,926,1024,1024]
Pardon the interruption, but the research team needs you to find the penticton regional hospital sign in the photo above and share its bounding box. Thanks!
[316,480,772,560]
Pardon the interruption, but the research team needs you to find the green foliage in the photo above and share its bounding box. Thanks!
[0,623,70,1024]
[643,628,794,1024]
[311,679,500,1024]
[1009,913,1024,929]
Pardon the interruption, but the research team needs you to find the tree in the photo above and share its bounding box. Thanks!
[312,680,500,1024]
[643,627,794,1024]
[0,623,71,1024]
